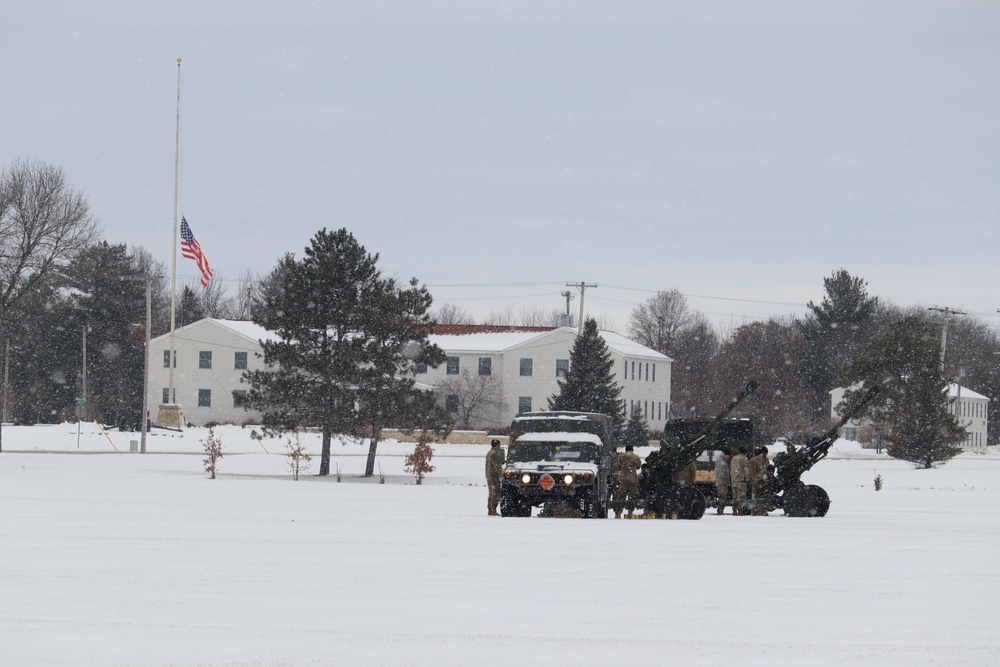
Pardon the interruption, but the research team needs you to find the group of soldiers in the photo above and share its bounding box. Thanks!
[608,444,777,518]
[714,446,773,515]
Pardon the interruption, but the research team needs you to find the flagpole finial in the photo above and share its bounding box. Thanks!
[177,57,182,64]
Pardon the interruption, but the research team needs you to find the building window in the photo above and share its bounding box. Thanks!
[631,361,635,380]
[556,359,569,378]
[197,389,211,407]
[652,364,656,382]
[234,351,248,370]
[445,394,459,413]
[199,351,212,369]
[233,390,247,408]
[520,358,533,376]
[519,396,532,414]
[414,362,428,374]
[162,350,175,368]
[446,357,460,375]
[161,388,171,404]
[645,363,649,381]
[479,357,492,376]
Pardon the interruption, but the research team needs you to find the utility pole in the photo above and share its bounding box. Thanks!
[560,290,574,327]
[927,306,966,373]
[81,325,88,422]
[140,280,151,454]
[566,282,597,335]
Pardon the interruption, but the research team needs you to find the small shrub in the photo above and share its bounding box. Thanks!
[285,432,311,481]
[201,426,223,479]
[404,434,436,485]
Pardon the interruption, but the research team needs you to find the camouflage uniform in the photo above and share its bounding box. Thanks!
[714,455,731,515]
[730,451,749,515]
[674,460,697,487]
[611,449,642,518]
[748,450,769,515]
[485,441,505,515]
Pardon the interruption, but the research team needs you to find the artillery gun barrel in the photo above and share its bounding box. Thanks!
[801,384,881,463]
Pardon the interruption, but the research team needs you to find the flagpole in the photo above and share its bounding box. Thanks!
[168,57,181,410]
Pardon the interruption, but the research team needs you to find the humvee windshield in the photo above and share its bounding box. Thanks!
[510,417,609,444]
[508,442,602,464]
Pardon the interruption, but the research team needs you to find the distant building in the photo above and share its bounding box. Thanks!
[830,383,989,449]
[147,320,672,430]
[421,325,672,431]
[147,319,275,427]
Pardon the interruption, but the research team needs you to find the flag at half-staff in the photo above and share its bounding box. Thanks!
[180,216,213,286]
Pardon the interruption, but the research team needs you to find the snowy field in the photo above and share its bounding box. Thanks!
[2,423,999,666]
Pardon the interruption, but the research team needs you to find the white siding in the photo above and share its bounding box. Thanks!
[146,319,271,427]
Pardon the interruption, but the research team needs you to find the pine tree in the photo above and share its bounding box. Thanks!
[799,269,879,419]
[243,228,449,476]
[839,315,964,468]
[548,318,624,434]
[621,407,649,449]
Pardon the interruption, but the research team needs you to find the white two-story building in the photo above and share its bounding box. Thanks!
[147,320,672,430]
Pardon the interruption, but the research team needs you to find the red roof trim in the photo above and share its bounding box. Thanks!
[431,324,557,335]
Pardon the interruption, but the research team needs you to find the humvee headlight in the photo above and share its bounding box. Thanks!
[520,473,532,485]
[562,474,575,486]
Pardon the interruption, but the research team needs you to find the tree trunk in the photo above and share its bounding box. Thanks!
[319,426,331,476]
[364,426,381,477]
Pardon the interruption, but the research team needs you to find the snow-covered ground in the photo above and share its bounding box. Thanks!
[2,423,998,666]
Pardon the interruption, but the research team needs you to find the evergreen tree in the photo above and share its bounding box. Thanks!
[799,269,879,419]
[548,318,624,434]
[64,242,147,428]
[177,286,206,326]
[839,315,964,468]
[355,275,451,477]
[621,407,649,449]
[244,228,448,476]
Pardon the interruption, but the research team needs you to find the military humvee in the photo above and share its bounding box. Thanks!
[499,412,614,518]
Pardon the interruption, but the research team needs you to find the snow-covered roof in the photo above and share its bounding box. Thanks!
[428,326,670,360]
[947,383,989,402]
[150,318,278,345]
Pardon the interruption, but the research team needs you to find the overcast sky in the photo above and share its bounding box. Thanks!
[3,2,998,331]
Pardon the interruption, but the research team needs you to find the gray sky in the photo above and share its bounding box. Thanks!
[4,1,998,331]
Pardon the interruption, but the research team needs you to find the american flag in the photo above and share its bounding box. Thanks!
[180,217,213,287]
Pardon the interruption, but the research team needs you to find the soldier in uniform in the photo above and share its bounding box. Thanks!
[748,446,769,515]
[714,451,732,515]
[730,447,749,515]
[485,439,505,516]
[611,445,642,518]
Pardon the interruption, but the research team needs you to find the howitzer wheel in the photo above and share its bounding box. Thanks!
[676,486,707,520]
[783,484,830,518]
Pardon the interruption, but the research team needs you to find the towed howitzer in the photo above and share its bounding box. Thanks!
[772,384,882,517]
[641,380,759,520]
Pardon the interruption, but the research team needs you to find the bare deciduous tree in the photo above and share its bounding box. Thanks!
[627,289,695,356]
[434,303,474,325]
[436,368,507,430]
[0,159,100,453]
[0,158,101,329]
[232,269,260,320]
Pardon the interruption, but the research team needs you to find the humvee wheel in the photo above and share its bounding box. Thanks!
[500,487,525,517]
[676,486,707,520]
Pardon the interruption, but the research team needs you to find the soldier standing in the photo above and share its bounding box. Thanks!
[611,445,642,518]
[748,446,769,515]
[486,439,506,516]
[714,452,732,515]
[730,448,749,515]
